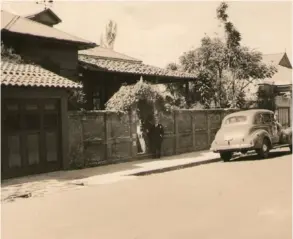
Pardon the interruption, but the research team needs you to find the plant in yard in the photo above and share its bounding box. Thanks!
[105,78,180,114]
[68,83,87,111]
[1,42,24,63]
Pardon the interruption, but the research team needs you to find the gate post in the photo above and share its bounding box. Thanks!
[192,112,196,149]
[104,112,111,162]
[174,110,179,154]
[207,111,211,148]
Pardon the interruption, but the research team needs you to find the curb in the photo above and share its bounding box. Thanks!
[129,157,222,176]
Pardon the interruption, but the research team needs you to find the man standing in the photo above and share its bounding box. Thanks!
[149,117,164,159]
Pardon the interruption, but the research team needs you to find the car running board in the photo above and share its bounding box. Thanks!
[272,144,290,149]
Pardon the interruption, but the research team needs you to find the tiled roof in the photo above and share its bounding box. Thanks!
[1,10,96,49]
[79,47,142,62]
[267,65,292,85]
[79,55,197,79]
[262,53,284,65]
[1,61,81,89]
[244,65,292,101]
[262,53,292,69]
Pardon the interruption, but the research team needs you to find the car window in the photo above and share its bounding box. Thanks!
[224,116,247,125]
[255,113,273,124]
[254,114,262,124]
[262,113,273,124]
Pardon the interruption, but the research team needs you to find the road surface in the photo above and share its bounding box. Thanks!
[2,151,292,239]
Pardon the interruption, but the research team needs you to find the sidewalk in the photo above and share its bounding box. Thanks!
[1,150,221,203]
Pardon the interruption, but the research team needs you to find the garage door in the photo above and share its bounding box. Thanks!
[1,99,62,179]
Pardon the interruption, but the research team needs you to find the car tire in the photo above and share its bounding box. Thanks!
[256,138,270,159]
[240,150,248,154]
[220,152,233,162]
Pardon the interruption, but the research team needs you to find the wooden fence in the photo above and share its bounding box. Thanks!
[68,109,238,168]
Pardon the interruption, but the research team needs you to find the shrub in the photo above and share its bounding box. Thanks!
[105,78,179,113]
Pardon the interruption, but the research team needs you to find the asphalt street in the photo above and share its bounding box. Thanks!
[1,151,292,239]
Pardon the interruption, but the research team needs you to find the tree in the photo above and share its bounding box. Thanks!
[100,20,117,49]
[1,42,23,63]
[166,62,181,71]
[166,2,277,109]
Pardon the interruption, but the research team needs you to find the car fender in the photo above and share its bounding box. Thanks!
[248,129,272,149]
[281,127,292,144]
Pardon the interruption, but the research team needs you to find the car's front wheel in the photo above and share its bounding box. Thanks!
[256,138,270,159]
[220,152,233,162]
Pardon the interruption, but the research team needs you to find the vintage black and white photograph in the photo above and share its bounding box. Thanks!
[1,0,292,238]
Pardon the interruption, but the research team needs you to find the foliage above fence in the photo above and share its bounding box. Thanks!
[105,78,179,113]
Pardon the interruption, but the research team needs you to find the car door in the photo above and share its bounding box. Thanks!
[262,113,279,144]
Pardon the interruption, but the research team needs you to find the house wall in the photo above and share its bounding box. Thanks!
[80,69,190,110]
[2,34,78,80]
[68,109,238,168]
[81,70,140,110]
[20,42,79,80]
[275,95,292,127]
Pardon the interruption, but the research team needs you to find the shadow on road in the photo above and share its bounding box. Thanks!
[228,150,291,163]
[1,150,208,187]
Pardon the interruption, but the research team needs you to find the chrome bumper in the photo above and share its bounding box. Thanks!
[210,143,253,152]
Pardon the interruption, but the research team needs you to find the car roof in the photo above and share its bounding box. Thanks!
[224,109,274,119]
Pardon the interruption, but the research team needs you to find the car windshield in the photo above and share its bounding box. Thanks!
[224,116,247,125]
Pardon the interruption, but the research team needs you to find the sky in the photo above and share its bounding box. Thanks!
[1,1,292,68]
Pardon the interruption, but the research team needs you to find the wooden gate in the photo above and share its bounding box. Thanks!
[1,99,62,179]
[277,107,290,128]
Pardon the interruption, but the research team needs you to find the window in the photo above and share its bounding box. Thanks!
[44,103,56,111]
[46,132,58,162]
[93,91,101,110]
[254,114,262,124]
[262,113,273,124]
[44,114,58,130]
[6,103,19,111]
[24,114,41,130]
[27,134,40,165]
[254,113,273,124]
[25,103,38,111]
[3,102,21,131]
[4,114,21,130]
[225,116,247,125]
[8,135,21,168]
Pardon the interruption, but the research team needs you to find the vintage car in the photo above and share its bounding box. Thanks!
[210,109,292,162]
